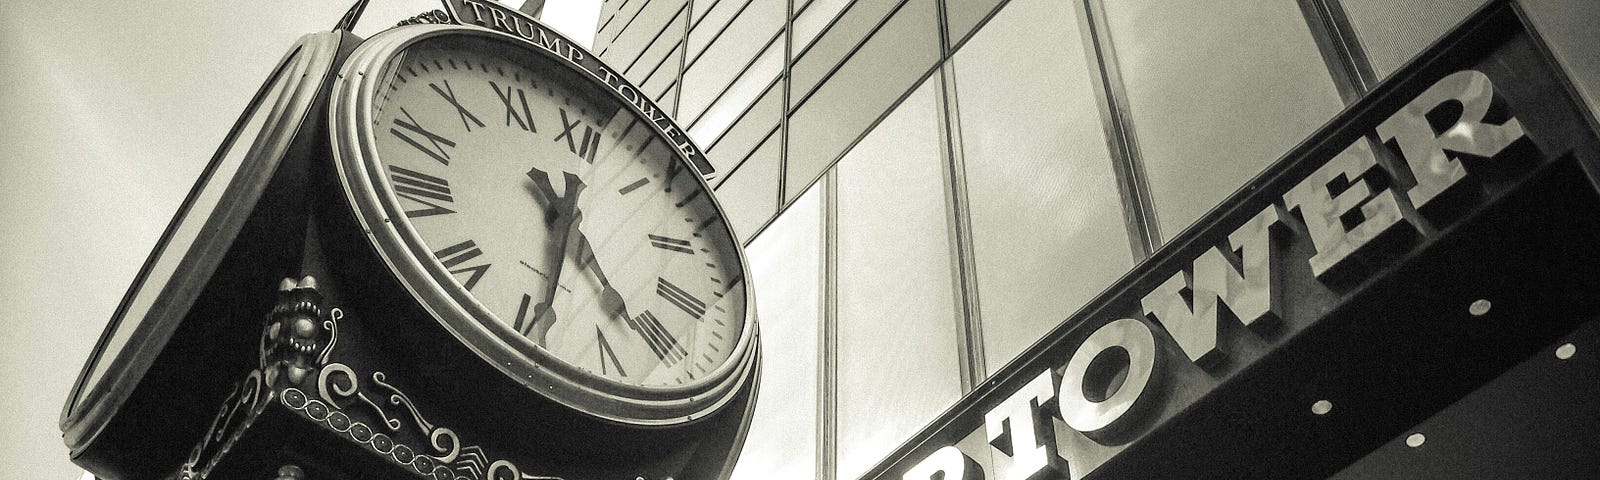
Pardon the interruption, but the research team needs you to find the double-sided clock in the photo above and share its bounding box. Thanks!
[329,24,757,425]
[61,30,349,475]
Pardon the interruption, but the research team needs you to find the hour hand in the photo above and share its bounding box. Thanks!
[524,166,586,341]
[526,167,586,226]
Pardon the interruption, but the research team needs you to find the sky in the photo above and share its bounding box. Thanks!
[0,1,599,478]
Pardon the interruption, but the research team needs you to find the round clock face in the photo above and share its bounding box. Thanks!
[332,26,753,423]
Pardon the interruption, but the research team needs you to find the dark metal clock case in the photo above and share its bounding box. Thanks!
[60,24,758,480]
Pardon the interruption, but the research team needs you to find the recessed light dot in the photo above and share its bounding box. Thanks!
[1406,433,1426,448]
[1468,299,1491,316]
[1312,400,1333,415]
[1556,343,1576,360]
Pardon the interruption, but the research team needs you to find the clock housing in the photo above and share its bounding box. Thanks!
[328,24,757,426]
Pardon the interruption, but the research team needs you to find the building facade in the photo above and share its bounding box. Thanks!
[590,0,1600,479]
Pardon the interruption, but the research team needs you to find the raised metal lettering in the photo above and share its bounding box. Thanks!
[1282,139,1410,278]
[902,446,984,480]
[1377,69,1526,210]
[1058,318,1158,434]
[984,370,1063,480]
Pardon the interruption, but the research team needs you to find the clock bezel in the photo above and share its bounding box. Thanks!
[328,24,758,426]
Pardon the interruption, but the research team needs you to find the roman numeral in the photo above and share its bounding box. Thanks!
[555,108,601,163]
[434,240,491,291]
[648,234,694,254]
[656,278,706,319]
[625,310,686,366]
[491,80,538,133]
[512,293,534,334]
[430,80,485,131]
[596,327,629,376]
[388,165,455,217]
[391,108,455,165]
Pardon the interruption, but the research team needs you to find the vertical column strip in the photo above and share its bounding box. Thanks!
[817,169,839,480]
[1078,0,1161,258]
[673,0,694,117]
[1297,0,1378,103]
[780,0,795,212]
[931,0,987,393]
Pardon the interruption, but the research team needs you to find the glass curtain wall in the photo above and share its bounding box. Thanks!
[580,0,1516,477]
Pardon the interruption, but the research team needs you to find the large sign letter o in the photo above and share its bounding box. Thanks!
[1058,318,1158,433]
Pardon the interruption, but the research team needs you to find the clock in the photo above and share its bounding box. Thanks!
[329,24,756,425]
[62,30,347,457]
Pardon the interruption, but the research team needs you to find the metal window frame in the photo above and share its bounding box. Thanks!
[630,0,1390,477]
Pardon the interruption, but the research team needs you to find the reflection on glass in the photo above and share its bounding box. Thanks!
[952,0,1132,374]
[834,79,962,480]
[728,182,822,480]
[1102,0,1344,241]
[1341,0,1486,77]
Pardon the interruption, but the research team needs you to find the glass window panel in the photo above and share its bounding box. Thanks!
[681,0,785,125]
[789,0,900,93]
[953,0,1133,374]
[692,0,717,24]
[597,0,652,51]
[713,134,781,238]
[688,35,783,147]
[834,79,963,480]
[792,0,851,55]
[689,0,755,62]
[1342,0,1486,78]
[727,182,822,480]
[1522,0,1600,118]
[600,0,686,82]
[640,42,683,99]
[594,1,624,51]
[942,0,1002,49]
[1102,0,1344,241]
[660,83,679,120]
[705,84,781,175]
[786,0,939,202]
[621,6,688,80]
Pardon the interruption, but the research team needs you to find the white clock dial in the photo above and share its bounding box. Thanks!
[364,36,748,388]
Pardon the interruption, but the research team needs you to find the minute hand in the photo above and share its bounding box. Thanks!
[572,226,631,320]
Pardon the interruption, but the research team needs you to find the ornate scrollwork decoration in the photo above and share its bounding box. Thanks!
[318,363,405,431]
[264,276,332,386]
[282,386,562,480]
[178,276,332,479]
[396,9,452,26]
[178,367,273,478]
[373,371,440,432]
